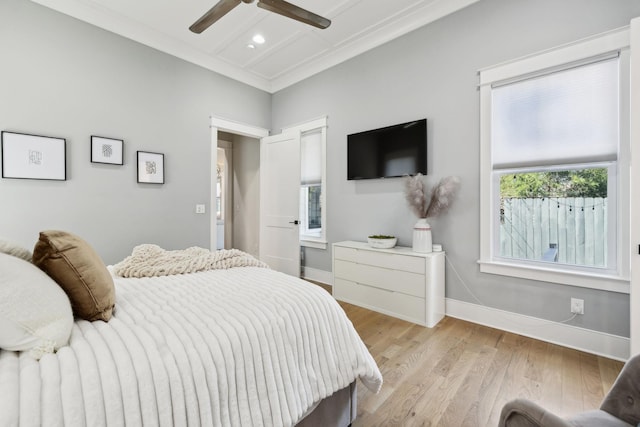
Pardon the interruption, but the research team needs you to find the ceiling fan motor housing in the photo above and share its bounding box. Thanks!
[190,0,330,34]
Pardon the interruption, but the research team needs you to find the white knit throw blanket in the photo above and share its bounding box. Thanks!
[113,244,268,278]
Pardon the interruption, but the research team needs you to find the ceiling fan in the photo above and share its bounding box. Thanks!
[189,0,331,34]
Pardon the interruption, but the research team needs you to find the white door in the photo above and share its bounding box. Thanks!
[259,131,301,276]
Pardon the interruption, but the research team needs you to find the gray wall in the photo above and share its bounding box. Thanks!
[271,0,640,337]
[0,0,270,264]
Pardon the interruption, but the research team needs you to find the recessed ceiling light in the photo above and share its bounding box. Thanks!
[252,34,265,44]
[247,43,256,49]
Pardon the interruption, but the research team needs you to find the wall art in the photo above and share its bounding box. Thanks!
[91,136,123,165]
[137,151,164,184]
[1,131,66,181]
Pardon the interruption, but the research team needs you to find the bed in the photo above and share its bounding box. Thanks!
[0,232,382,426]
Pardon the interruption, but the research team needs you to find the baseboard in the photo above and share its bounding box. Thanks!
[302,268,629,360]
[302,267,333,286]
[446,298,630,361]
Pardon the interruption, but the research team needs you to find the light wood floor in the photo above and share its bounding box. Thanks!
[313,283,624,426]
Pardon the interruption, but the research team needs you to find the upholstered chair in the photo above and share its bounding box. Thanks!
[499,353,640,427]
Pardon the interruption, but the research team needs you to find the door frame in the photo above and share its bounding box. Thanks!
[209,116,269,251]
[630,17,640,356]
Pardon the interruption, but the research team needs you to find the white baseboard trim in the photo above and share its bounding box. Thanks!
[302,267,333,286]
[446,298,630,361]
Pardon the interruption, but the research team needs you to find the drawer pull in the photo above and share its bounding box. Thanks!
[355,282,396,294]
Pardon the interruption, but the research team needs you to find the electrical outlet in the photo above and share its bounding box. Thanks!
[570,298,584,315]
[195,204,206,214]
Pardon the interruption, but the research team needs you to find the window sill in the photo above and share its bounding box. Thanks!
[478,260,629,294]
[301,238,327,250]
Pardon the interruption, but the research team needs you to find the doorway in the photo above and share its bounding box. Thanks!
[210,116,269,257]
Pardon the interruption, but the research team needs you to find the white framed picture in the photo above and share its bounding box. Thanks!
[137,151,164,184]
[1,131,66,181]
[91,136,123,165]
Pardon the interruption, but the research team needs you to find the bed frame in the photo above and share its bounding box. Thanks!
[297,382,357,426]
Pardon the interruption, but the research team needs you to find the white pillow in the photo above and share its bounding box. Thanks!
[0,252,73,359]
[0,238,32,261]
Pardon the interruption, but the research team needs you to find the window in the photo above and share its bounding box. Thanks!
[283,117,328,249]
[479,28,630,292]
[498,165,613,268]
[300,127,323,239]
[301,184,321,235]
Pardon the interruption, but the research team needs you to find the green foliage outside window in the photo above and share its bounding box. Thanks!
[308,185,322,229]
[500,168,607,199]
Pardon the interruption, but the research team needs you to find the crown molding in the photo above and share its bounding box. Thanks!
[30,0,273,91]
[270,0,480,92]
[30,0,479,94]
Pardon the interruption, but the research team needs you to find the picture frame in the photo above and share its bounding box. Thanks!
[137,151,164,184]
[91,136,123,165]
[1,131,66,181]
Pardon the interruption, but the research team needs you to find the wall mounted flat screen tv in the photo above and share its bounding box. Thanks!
[347,119,427,180]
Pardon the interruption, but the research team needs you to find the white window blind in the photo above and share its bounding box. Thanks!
[301,129,322,185]
[491,57,619,169]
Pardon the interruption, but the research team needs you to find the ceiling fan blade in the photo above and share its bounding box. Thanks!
[190,0,242,34]
[257,0,331,29]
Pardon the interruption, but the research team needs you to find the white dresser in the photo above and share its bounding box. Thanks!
[332,240,445,327]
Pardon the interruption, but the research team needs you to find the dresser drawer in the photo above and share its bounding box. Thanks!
[334,259,425,298]
[333,246,425,274]
[334,279,426,325]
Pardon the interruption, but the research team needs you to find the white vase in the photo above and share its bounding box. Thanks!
[412,218,433,253]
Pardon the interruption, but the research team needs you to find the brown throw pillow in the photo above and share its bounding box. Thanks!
[32,230,115,321]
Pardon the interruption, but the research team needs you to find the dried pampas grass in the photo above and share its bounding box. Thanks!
[405,174,460,219]
[404,173,428,218]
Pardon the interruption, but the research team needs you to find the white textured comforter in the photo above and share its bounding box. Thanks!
[0,267,382,426]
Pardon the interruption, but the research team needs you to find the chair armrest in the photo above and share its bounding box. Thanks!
[600,354,640,425]
[499,399,574,427]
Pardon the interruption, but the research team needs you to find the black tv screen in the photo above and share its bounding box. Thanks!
[347,119,427,180]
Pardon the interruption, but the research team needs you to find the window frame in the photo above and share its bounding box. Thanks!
[478,27,630,293]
